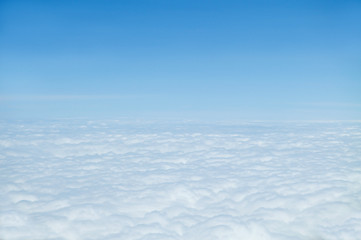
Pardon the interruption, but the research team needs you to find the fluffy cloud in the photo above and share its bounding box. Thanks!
[1,121,360,240]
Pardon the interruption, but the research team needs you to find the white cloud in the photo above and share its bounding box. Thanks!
[0,121,361,239]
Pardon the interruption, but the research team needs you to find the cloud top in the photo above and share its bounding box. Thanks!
[1,121,361,239]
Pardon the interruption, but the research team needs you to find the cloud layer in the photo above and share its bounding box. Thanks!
[1,121,361,240]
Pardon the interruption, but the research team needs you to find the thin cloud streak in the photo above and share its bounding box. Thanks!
[0,95,153,101]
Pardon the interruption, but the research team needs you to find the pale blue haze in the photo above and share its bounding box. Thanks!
[1,0,360,120]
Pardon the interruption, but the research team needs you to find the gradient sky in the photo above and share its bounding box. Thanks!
[1,0,361,120]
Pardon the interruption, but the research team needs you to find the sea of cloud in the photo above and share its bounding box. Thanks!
[0,120,361,240]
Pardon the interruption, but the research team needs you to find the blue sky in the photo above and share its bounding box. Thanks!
[1,0,360,120]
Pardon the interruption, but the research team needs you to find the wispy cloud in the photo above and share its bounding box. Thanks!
[299,102,361,108]
[0,95,152,101]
